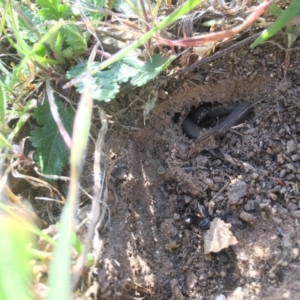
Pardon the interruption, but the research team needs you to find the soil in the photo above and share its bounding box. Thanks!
[81,37,300,299]
[37,36,300,299]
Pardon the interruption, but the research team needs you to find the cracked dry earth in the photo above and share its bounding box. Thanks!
[79,40,300,300]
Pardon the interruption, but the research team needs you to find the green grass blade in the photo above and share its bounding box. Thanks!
[47,200,74,300]
[267,3,283,18]
[0,133,12,149]
[0,213,34,300]
[7,0,31,55]
[0,83,6,125]
[251,0,300,48]
[47,73,93,300]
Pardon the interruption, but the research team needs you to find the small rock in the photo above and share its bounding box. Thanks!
[277,154,284,164]
[158,89,168,99]
[286,163,296,172]
[240,211,257,224]
[286,139,297,153]
[287,203,298,211]
[291,248,299,259]
[173,213,180,220]
[215,295,226,300]
[165,241,180,251]
[203,218,238,255]
[219,270,227,278]
[157,166,166,174]
[203,178,214,188]
[280,187,287,194]
[114,168,127,181]
[269,192,277,201]
[186,270,198,289]
[227,179,249,205]
[280,169,286,178]
[184,195,191,203]
[244,200,256,211]
[291,210,300,219]
[170,279,184,300]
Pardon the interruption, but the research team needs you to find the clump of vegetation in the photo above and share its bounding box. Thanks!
[0,0,299,298]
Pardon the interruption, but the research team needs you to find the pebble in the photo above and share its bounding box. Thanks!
[280,169,286,178]
[286,163,296,172]
[157,166,166,174]
[287,203,298,211]
[115,168,127,180]
[173,213,180,220]
[158,89,168,99]
[269,192,277,201]
[279,187,287,194]
[203,178,214,188]
[215,295,226,300]
[240,211,257,224]
[291,154,300,161]
[277,154,284,164]
[291,248,299,259]
[186,270,198,289]
[291,210,300,219]
[286,139,297,153]
[219,270,227,278]
[244,200,256,211]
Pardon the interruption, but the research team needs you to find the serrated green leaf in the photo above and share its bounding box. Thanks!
[31,100,75,175]
[76,73,120,101]
[61,24,87,53]
[85,0,106,20]
[131,54,173,86]
[37,0,71,20]
[67,61,122,101]
[18,5,45,43]
[67,54,173,101]
[62,47,73,58]
[110,56,144,83]
[251,0,300,48]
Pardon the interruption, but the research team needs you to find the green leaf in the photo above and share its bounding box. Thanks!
[61,24,87,54]
[67,57,143,101]
[37,0,71,20]
[109,56,144,83]
[85,0,106,20]
[251,0,300,48]
[46,24,87,60]
[31,100,75,175]
[17,5,45,43]
[131,54,174,86]
[76,71,120,101]
[67,54,173,101]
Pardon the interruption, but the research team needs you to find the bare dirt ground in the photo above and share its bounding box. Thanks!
[75,35,300,299]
